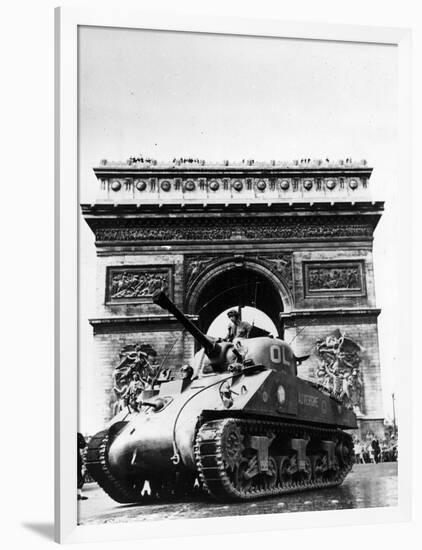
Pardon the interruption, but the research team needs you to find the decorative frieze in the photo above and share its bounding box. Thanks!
[303,261,365,297]
[95,217,374,243]
[106,266,173,303]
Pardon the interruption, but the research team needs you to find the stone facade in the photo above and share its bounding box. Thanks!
[81,158,384,438]
[88,324,195,427]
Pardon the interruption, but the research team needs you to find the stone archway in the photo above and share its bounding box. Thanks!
[186,258,292,337]
[83,158,385,437]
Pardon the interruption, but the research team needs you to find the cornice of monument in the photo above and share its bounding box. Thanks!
[88,156,377,207]
[81,200,384,215]
[280,307,382,319]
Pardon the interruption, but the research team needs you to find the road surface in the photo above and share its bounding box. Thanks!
[78,462,397,525]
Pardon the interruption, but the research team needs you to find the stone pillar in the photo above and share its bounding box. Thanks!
[82,251,198,431]
[283,310,384,439]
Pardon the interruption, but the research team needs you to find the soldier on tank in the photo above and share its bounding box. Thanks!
[225,310,252,341]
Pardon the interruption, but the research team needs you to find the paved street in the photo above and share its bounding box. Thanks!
[78,463,397,525]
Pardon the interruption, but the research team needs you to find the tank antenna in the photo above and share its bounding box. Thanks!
[151,329,185,386]
[287,318,314,346]
[254,280,258,309]
[197,282,258,315]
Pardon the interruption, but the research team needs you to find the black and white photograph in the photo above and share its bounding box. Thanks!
[74,18,406,534]
[4,1,421,548]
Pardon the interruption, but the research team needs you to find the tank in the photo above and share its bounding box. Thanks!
[86,291,357,503]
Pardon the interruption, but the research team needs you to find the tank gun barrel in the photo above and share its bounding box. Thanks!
[153,290,218,357]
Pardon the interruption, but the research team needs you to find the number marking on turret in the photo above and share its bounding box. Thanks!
[270,345,291,368]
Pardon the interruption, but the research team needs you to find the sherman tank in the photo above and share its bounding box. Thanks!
[86,291,356,503]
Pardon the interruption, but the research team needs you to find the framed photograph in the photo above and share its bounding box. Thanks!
[55,6,411,544]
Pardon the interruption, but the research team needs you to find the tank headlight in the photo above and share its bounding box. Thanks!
[141,396,173,412]
[220,381,234,408]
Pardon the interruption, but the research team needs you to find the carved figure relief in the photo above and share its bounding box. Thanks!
[304,261,365,296]
[184,256,215,288]
[112,343,159,413]
[313,329,363,414]
[106,266,172,302]
[256,254,293,291]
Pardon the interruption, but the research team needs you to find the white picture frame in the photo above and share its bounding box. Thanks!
[55,6,412,544]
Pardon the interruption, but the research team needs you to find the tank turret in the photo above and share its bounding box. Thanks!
[153,290,243,373]
[86,291,357,504]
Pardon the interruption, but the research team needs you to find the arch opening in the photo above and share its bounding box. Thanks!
[192,265,285,337]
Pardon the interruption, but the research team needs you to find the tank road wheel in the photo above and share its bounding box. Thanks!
[261,456,278,491]
[231,453,277,494]
[195,419,356,501]
[312,454,327,483]
[278,455,294,486]
[336,438,354,467]
[233,459,254,493]
[297,457,312,484]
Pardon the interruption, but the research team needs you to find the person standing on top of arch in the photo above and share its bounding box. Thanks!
[225,310,252,341]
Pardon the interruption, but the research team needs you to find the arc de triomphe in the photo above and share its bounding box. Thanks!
[81,157,384,438]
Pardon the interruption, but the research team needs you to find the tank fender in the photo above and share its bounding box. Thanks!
[105,407,133,430]
[108,421,129,441]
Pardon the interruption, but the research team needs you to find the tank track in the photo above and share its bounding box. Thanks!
[194,418,353,501]
[85,430,144,504]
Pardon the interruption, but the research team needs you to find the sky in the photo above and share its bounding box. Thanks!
[208,307,278,339]
[78,26,399,422]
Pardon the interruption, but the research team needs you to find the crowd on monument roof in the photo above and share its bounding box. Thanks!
[98,156,369,168]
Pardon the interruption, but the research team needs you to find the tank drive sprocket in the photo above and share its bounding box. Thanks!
[194,418,354,501]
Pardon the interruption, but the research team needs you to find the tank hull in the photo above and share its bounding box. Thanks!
[86,334,358,503]
[103,367,355,480]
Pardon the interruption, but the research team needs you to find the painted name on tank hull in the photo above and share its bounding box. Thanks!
[239,370,357,429]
